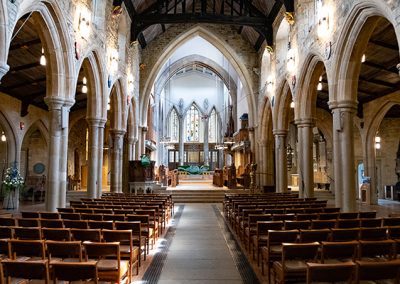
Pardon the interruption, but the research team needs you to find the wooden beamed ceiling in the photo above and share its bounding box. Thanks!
[117,0,294,51]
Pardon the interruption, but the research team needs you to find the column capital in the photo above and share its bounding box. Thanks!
[127,137,138,144]
[295,118,315,127]
[86,117,106,127]
[109,129,126,137]
[0,63,9,82]
[328,100,358,111]
[273,129,288,136]
[44,97,75,110]
[140,126,148,132]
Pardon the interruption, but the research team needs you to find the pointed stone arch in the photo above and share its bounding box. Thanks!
[140,25,256,127]
[109,79,126,131]
[0,108,17,165]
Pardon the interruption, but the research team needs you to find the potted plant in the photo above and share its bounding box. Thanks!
[2,163,24,210]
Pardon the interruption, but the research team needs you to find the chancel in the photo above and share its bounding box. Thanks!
[0,0,400,283]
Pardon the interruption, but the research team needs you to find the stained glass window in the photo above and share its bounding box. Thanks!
[169,108,179,142]
[185,104,200,142]
[208,108,218,143]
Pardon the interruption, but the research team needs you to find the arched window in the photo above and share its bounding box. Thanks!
[169,108,179,142]
[185,104,200,142]
[209,108,218,143]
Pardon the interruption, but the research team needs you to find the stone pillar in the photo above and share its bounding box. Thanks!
[86,118,102,198]
[330,101,357,212]
[44,97,72,211]
[330,106,343,208]
[0,63,9,82]
[96,121,106,198]
[109,130,125,193]
[127,137,137,160]
[274,130,288,193]
[296,119,315,198]
[365,135,378,204]
[139,127,147,156]
[178,116,184,166]
[258,141,266,186]
[203,117,209,166]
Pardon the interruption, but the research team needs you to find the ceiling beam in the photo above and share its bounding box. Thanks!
[10,38,41,51]
[254,34,264,51]
[363,60,399,76]
[369,39,398,51]
[3,77,46,90]
[359,76,398,89]
[10,62,42,72]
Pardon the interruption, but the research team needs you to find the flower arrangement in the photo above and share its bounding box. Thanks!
[2,164,24,193]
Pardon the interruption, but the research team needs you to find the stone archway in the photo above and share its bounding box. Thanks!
[139,25,257,128]
[259,97,274,188]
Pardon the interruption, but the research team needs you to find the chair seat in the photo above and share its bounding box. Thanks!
[274,260,308,273]
[96,259,129,272]
[50,258,81,263]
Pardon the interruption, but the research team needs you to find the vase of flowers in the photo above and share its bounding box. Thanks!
[2,164,24,210]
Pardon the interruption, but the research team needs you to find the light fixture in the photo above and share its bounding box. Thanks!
[290,101,295,108]
[286,42,295,73]
[1,132,6,142]
[109,49,119,74]
[81,76,88,94]
[317,82,323,91]
[266,76,274,93]
[40,47,46,66]
[128,74,134,92]
[361,54,366,63]
[375,136,381,149]
[78,10,91,39]
[107,102,111,111]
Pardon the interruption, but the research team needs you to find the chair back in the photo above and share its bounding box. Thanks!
[14,227,42,240]
[71,229,102,242]
[306,262,356,284]
[42,228,71,241]
[40,212,60,219]
[321,241,358,262]
[359,227,388,241]
[0,217,16,226]
[88,221,114,230]
[356,260,400,282]
[40,219,64,228]
[282,242,320,262]
[52,261,98,283]
[0,226,13,238]
[2,260,49,284]
[330,228,360,241]
[17,218,40,227]
[63,220,89,229]
[60,213,81,220]
[8,239,46,259]
[284,220,310,230]
[299,229,330,243]
[46,240,82,261]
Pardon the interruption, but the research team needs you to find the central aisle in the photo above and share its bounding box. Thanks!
[143,203,258,283]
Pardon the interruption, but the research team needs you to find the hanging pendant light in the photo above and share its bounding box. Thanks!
[40,47,46,66]
[361,54,366,63]
[81,76,88,93]
[290,101,295,108]
[1,132,6,142]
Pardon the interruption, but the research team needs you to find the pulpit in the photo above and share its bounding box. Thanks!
[128,160,156,194]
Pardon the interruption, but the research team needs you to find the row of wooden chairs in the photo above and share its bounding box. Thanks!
[0,238,134,284]
[270,242,400,284]
[0,259,99,284]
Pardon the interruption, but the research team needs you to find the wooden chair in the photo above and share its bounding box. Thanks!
[261,229,299,277]
[339,212,359,219]
[321,241,358,263]
[296,213,318,221]
[330,228,360,242]
[272,242,320,284]
[360,218,382,228]
[299,229,330,243]
[115,221,147,264]
[358,211,377,219]
[251,221,283,263]
[306,262,356,284]
[71,229,102,242]
[383,217,400,227]
[336,219,361,229]
[388,225,400,239]
[57,208,74,213]
[135,209,159,238]
[63,220,89,229]
[355,260,400,284]
[40,212,60,219]
[311,220,336,229]
[60,212,81,220]
[358,239,396,261]
[42,228,71,241]
[51,261,99,283]
[40,219,64,228]
[103,214,126,221]
[81,213,103,221]
[0,217,16,226]
[74,208,93,214]
[14,226,42,240]
[21,212,40,218]
[1,259,50,284]
[318,213,339,220]
[102,229,140,277]
[46,240,83,262]
[284,220,310,230]
[17,218,40,227]
[126,214,154,253]
[88,220,114,230]
[359,227,388,241]
[8,239,46,260]
[322,207,341,213]
[83,241,129,284]
[0,238,9,259]
[0,226,13,239]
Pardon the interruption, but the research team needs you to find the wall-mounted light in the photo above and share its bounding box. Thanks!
[266,76,274,93]
[290,101,295,108]
[287,42,295,73]
[40,47,46,66]
[107,96,111,111]
[317,75,323,91]
[1,132,6,142]
[81,76,88,94]
[128,74,134,92]
[375,136,381,149]
[361,54,366,63]
[78,10,91,39]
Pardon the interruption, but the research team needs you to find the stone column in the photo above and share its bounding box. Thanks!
[203,117,209,166]
[44,97,70,211]
[296,119,315,198]
[127,137,137,160]
[86,118,102,198]
[257,140,266,186]
[365,135,378,204]
[96,120,106,198]
[139,127,147,156]
[330,105,343,208]
[178,116,184,166]
[109,129,125,193]
[0,63,9,82]
[339,102,357,212]
[274,130,288,193]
